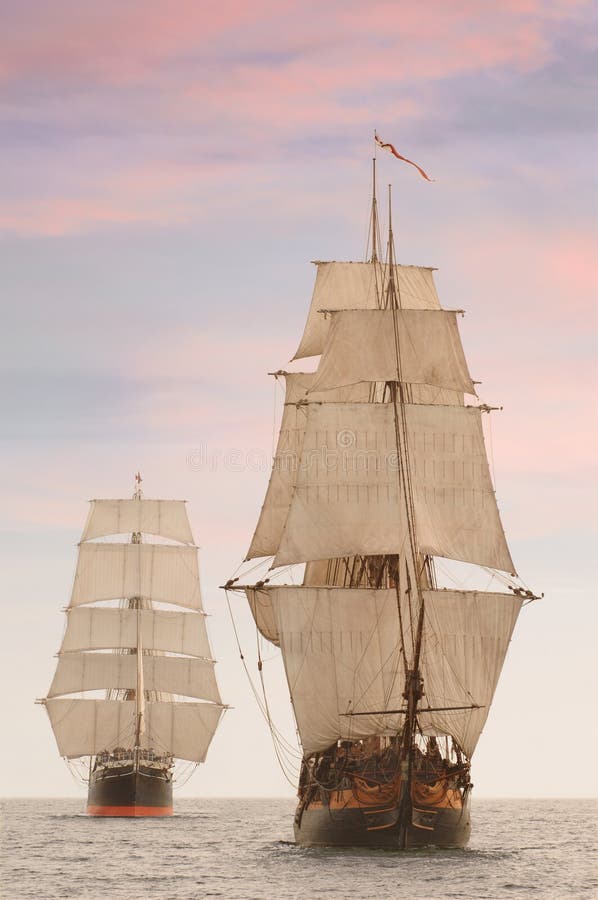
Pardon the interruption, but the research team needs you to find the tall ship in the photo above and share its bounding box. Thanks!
[41,475,225,816]
[225,159,536,848]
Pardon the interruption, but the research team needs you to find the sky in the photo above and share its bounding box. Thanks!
[1,0,596,802]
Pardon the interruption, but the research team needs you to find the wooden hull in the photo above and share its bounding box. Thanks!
[87,763,173,817]
[294,782,471,849]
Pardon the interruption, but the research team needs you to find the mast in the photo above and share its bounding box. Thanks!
[385,184,426,847]
[369,156,380,263]
[132,472,145,764]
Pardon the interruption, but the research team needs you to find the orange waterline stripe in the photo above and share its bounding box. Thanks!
[87,805,173,817]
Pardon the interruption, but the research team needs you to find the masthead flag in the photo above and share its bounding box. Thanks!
[374,133,434,182]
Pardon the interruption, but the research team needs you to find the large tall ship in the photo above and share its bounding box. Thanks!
[41,476,225,816]
[225,159,536,848]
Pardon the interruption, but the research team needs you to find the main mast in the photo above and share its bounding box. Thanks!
[384,183,426,847]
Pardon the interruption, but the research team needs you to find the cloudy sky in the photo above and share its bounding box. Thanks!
[1,0,596,802]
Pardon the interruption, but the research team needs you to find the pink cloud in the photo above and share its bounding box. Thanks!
[1,0,588,89]
[2,2,592,237]
[0,1,283,85]
[0,198,169,237]
[445,224,598,325]
[0,158,259,236]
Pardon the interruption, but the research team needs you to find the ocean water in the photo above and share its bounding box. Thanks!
[1,798,596,899]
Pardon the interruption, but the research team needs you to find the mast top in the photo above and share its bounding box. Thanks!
[369,157,379,263]
[133,472,143,501]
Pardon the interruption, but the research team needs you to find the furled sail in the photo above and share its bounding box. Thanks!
[309,309,475,396]
[258,586,520,757]
[61,607,212,658]
[273,402,515,574]
[82,499,194,544]
[48,652,221,704]
[293,262,440,359]
[70,543,202,610]
[45,698,223,762]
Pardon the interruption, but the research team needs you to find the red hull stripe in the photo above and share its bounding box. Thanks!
[87,805,173,817]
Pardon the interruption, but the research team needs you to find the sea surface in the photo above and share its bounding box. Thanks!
[1,798,596,899]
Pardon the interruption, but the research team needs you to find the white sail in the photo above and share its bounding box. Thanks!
[143,700,224,763]
[418,589,522,757]
[255,377,462,563]
[70,543,202,610]
[246,388,309,559]
[60,607,212,659]
[45,698,222,762]
[44,491,224,771]
[247,374,370,559]
[294,261,440,359]
[310,309,475,396]
[45,697,136,759]
[263,586,520,757]
[244,588,280,646]
[282,372,316,404]
[82,499,194,544]
[48,652,221,704]
[274,402,515,574]
[269,586,405,755]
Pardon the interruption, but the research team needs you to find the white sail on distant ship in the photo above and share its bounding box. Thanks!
[41,478,225,816]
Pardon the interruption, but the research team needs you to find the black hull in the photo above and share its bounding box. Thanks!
[294,792,471,849]
[87,764,173,817]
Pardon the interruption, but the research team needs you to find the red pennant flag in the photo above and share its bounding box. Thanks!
[375,133,434,182]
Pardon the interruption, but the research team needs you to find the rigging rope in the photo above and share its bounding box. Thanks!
[225,590,300,787]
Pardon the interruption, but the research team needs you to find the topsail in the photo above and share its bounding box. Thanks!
[293,261,440,359]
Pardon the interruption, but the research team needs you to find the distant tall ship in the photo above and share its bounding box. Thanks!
[41,475,225,817]
[225,159,536,848]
